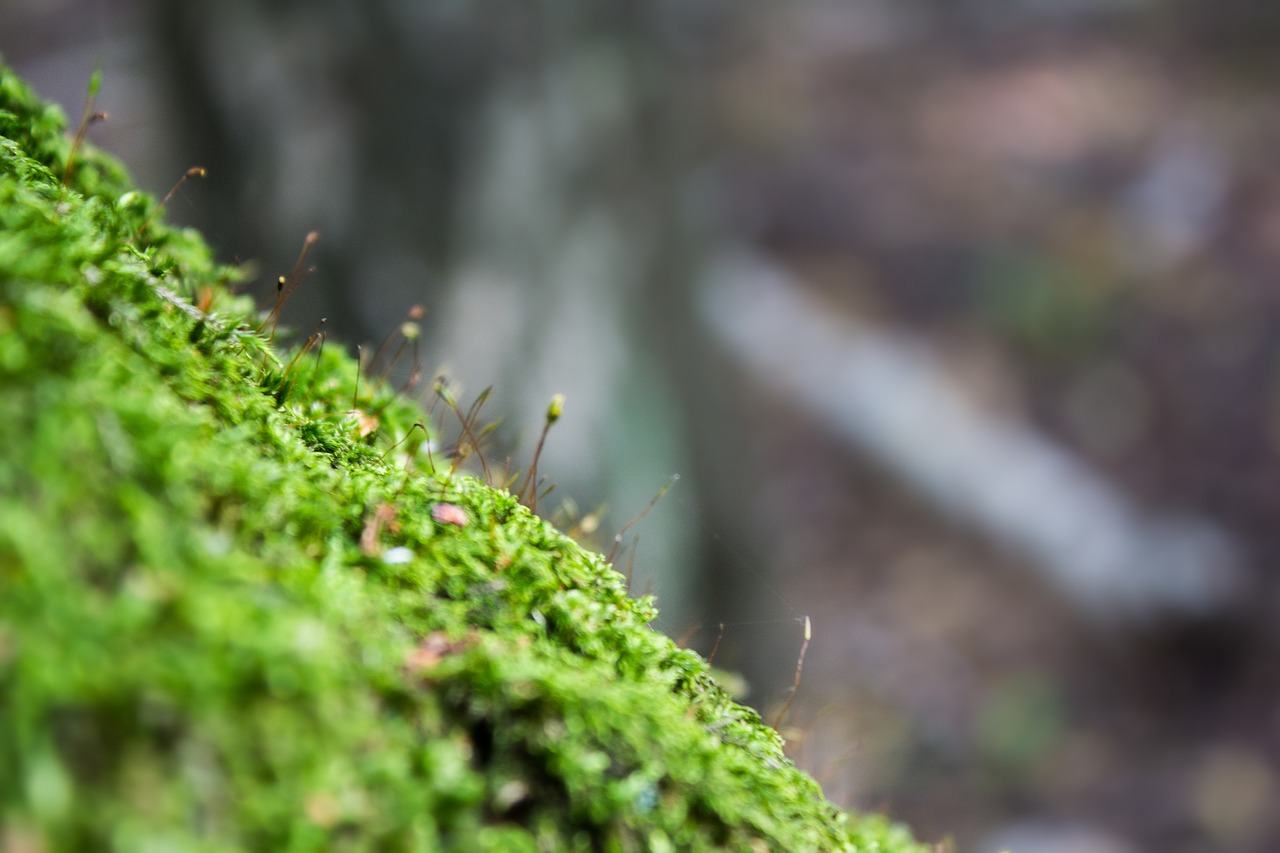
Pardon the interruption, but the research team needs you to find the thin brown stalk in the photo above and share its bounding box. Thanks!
[63,71,106,187]
[258,231,320,337]
[770,616,812,731]
[706,623,726,667]
[133,166,206,242]
[607,474,679,565]
[521,394,564,512]
[380,421,429,462]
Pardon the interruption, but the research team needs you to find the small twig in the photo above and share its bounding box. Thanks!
[460,387,495,482]
[706,623,726,667]
[352,345,364,411]
[283,318,326,377]
[624,535,639,592]
[133,166,206,242]
[501,465,521,491]
[304,328,329,398]
[380,421,429,462]
[258,231,319,337]
[63,70,106,187]
[422,432,437,474]
[607,474,679,565]
[426,377,446,429]
[770,616,812,731]
[369,304,425,377]
[399,365,423,397]
[521,394,564,511]
[439,385,494,482]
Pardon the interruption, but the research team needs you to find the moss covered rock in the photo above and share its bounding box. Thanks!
[0,60,925,852]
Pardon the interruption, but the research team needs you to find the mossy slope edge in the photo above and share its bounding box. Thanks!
[0,60,925,852]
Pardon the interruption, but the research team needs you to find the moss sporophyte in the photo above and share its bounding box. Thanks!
[0,59,927,851]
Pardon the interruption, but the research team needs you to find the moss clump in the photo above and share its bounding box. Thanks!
[0,60,926,852]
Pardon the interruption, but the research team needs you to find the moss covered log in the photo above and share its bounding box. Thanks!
[0,60,925,852]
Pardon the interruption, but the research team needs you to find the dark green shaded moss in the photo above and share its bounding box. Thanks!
[0,59,926,852]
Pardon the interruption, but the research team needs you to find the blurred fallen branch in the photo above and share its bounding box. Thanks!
[700,250,1244,626]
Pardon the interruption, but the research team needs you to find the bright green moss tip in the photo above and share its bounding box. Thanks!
[0,58,926,852]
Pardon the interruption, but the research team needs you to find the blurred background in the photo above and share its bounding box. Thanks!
[5,2,1280,850]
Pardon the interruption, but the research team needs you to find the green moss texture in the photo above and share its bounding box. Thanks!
[0,60,925,852]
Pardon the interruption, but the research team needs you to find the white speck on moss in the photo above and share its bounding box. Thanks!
[383,546,414,565]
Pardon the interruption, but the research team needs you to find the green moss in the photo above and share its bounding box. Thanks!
[0,59,926,852]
